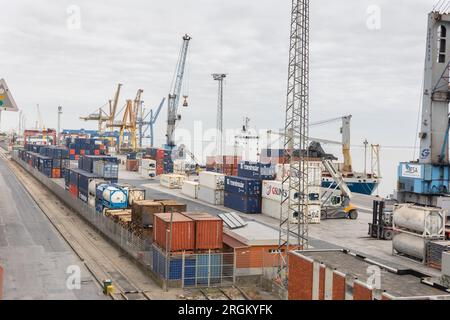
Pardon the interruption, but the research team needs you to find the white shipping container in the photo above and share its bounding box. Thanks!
[262,180,290,202]
[160,174,185,189]
[276,162,322,186]
[141,158,157,170]
[199,171,225,190]
[198,185,224,205]
[261,198,320,224]
[182,181,199,199]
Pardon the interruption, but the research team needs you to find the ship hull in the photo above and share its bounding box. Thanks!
[322,178,378,196]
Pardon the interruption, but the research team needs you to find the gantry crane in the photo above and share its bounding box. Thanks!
[138,97,165,148]
[166,34,191,149]
[80,83,123,134]
[108,89,143,152]
[277,0,310,289]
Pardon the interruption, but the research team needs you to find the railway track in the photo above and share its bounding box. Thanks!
[1,151,153,300]
[200,286,249,301]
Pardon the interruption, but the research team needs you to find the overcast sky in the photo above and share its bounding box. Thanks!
[0,0,436,195]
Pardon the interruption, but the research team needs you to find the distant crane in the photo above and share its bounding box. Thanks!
[212,73,227,165]
[138,98,166,148]
[277,0,310,289]
[166,34,192,149]
[35,104,44,130]
[80,84,123,134]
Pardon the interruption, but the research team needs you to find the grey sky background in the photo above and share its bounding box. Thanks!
[0,0,436,196]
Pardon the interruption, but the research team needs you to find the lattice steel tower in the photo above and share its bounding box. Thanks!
[212,74,227,162]
[278,0,310,286]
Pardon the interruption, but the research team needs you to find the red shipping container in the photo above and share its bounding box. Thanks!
[70,149,75,155]
[157,149,165,159]
[126,159,139,172]
[75,155,80,160]
[80,150,85,155]
[0,264,3,300]
[153,213,195,252]
[181,212,223,250]
[94,150,100,155]
[69,184,78,198]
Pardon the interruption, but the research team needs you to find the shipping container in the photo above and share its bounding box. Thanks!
[101,185,128,209]
[224,192,261,214]
[225,176,262,197]
[275,162,322,186]
[157,200,188,213]
[93,160,119,181]
[153,212,195,252]
[77,170,102,202]
[199,171,225,190]
[198,186,224,205]
[132,200,164,227]
[261,198,282,220]
[196,254,223,285]
[126,159,139,172]
[160,174,185,189]
[181,212,223,250]
[182,181,199,199]
[238,161,276,180]
[152,246,196,285]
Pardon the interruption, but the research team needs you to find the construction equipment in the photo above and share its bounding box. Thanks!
[166,34,191,149]
[320,159,358,220]
[277,0,310,289]
[397,11,450,207]
[80,84,122,134]
[138,98,165,148]
[369,200,395,240]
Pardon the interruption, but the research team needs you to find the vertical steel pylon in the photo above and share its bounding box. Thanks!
[278,0,310,288]
[212,73,227,169]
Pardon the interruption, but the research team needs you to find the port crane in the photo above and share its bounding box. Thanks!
[138,97,166,148]
[80,83,123,134]
[397,10,450,207]
[166,34,191,149]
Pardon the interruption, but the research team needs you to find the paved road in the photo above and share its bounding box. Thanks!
[0,157,104,300]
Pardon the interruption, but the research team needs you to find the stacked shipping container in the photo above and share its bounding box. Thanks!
[65,138,109,160]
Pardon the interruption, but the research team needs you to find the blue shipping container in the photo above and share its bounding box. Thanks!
[237,161,276,180]
[152,248,197,285]
[196,254,223,285]
[224,192,261,214]
[224,176,261,197]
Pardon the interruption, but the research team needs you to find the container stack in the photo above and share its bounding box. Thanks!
[197,171,225,205]
[21,145,70,178]
[126,153,139,172]
[131,200,164,239]
[66,138,109,160]
[206,155,241,175]
[140,158,157,179]
[392,204,446,263]
[224,176,262,214]
[145,148,173,175]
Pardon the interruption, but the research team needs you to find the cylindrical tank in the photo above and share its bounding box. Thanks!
[102,186,127,206]
[393,204,444,237]
[393,232,427,260]
[89,179,106,197]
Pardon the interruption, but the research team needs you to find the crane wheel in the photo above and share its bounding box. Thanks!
[348,210,358,220]
[384,230,393,241]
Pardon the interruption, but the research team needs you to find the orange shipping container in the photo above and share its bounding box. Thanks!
[182,212,223,250]
[126,159,139,172]
[154,212,195,252]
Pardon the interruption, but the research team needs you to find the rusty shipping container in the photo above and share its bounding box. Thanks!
[182,212,223,250]
[157,200,187,213]
[154,212,195,252]
[132,200,164,227]
[126,159,139,172]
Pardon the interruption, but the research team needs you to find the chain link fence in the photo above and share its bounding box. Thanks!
[11,151,236,289]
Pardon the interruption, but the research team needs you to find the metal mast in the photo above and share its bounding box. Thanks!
[212,73,227,163]
[278,0,310,287]
[166,34,191,149]
[57,106,62,146]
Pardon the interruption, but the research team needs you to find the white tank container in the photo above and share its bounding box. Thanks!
[182,181,199,199]
[393,232,427,261]
[393,204,445,237]
[198,185,224,205]
[103,186,127,206]
[89,179,106,198]
[199,172,225,190]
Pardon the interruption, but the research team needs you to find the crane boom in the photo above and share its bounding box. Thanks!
[166,34,192,148]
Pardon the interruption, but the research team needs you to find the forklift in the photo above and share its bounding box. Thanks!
[368,199,395,240]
